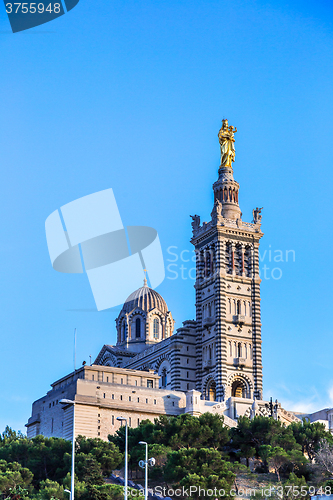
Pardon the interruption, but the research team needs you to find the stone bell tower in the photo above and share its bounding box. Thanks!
[190,120,264,403]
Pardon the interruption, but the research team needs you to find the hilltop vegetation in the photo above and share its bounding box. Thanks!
[0,414,332,500]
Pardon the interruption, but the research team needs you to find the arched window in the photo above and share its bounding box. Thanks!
[206,252,211,277]
[153,318,159,339]
[135,318,141,338]
[161,369,167,387]
[232,380,244,398]
[238,342,242,357]
[237,300,241,315]
[207,380,216,401]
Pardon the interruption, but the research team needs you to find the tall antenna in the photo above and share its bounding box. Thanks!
[74,328,76,372]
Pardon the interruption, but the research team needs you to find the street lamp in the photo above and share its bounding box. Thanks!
[139,441,148,500]
[265,397,279,418]
[60,399,76,500]
[117,417,128,500]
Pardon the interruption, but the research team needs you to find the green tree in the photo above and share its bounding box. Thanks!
[290,419,333,461]
[75,436,123,476]
[282,473,310,500]
[258,444,272,473]
[0,427,26,446]
[231,416,300,466]
[0,460,33,497]
[75,454,105,486]
[268,447,289,481]
[33,479,65,499]
[163,447,235,490]
[0,435,71,486]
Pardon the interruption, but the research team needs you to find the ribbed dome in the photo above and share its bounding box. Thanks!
[122,283,168,314]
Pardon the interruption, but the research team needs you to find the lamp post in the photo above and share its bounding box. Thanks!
[139,441,148,500]
[117,417,128,500]
[60,399,76,500]
[265,397,278,418]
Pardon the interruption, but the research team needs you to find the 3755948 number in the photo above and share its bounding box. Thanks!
[5,3,61,13]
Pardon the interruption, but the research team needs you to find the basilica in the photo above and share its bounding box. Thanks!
[95,119,264,404]
[26,121,332,441]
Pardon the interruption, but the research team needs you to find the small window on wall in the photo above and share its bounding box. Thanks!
[161,369,167,388]
[129,417,132,427]
[153,318,159,338]
[136,318,141,338]
[92,375,95,381]
[112,415,114,425]
[147,379,153,388]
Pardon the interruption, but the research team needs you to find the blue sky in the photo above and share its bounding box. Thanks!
[1,0,333,433]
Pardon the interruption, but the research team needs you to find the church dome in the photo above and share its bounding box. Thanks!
[122,282,168,314]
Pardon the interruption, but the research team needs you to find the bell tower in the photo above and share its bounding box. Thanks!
[191,120,263,403]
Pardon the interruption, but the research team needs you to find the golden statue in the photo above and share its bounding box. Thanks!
[218,119,237,168]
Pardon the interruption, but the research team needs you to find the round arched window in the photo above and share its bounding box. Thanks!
[153,318,159,339]
[135,318,141,338]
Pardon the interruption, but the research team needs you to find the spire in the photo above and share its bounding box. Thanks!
[143,268,148,287]
[212,119,242,221]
